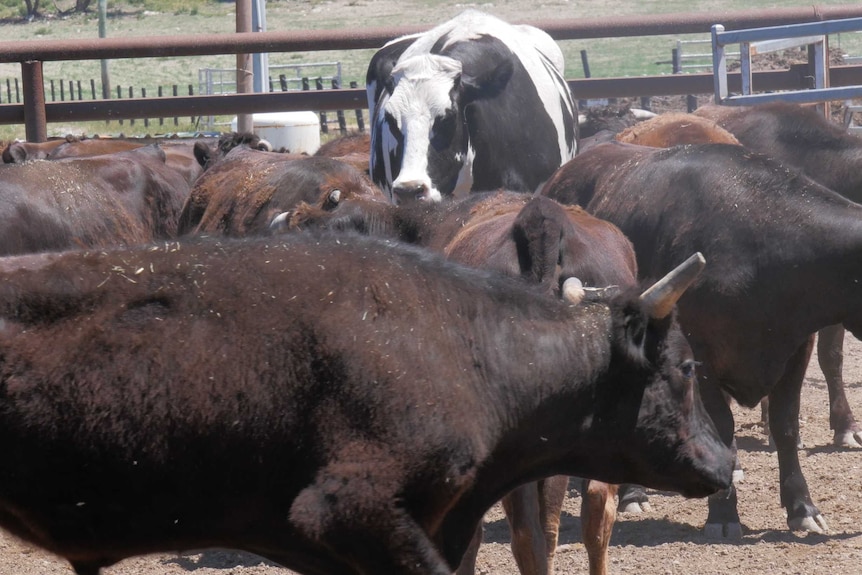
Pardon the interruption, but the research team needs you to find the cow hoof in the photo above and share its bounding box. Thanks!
[732,468,744,484]
[703,522,743,540]
[788,514,828,534]
[619,500,652,514]
[834,429,862,449]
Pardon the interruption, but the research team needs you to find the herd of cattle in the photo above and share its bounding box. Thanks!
[0,8,859,575]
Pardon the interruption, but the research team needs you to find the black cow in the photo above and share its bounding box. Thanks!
[0,232,732,575]
[288,191,645,575]
[695,101,862,449]
[367,9,576,204]
[541,140,862,537]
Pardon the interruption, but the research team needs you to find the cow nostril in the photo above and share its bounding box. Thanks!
[393,183,428,204]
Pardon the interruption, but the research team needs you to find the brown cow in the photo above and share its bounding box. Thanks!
[3,135,206,187]
[179,142,383,237]
[314,130,371,174]
[0,232,732,575]
[1,134,78,163]
[614,112,741,147]
[0,144,191,255]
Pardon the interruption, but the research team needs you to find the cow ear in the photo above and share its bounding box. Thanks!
[620,310,649,363]
[3,143,26,164]
[459,58,514,103]
[193,141,212,169]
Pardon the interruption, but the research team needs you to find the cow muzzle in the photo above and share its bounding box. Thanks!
[392,181,432,205]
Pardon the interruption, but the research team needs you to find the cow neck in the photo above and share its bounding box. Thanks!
[468,300,617,499]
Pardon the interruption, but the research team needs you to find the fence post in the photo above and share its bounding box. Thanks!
[128,86,135,126]
[142,87,148,128]
[90,78,96,99]
[279,74,288,91]
[350,81,365,132]
[158,86,164,126]
[188,84,194,124]
[315,77,328,134]
[50,79,56,102]
[331,77,347,134]
[117,85,123,125]
[77,80,82,100]
[173,85,179,126]
[640,96,651,111]
[21,61,48,142]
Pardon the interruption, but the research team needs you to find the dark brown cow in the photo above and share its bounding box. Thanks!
[3,136,206,187]
[694,101,862,449]
[541,140,862,537]
[0,232,732,575]
[289,190,640,575]
[178,143,383,237]
[191,131,277,171]
[0,144,191,255]
[48,138,206,187]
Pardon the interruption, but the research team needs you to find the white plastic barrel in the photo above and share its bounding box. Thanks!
[230,111,321,154]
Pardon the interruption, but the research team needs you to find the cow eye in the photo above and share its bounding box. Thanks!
[430,112,457,152]
[679,359,700,380]
[324,189,342,209]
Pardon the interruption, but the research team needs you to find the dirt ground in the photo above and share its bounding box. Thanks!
[0,333,860,574]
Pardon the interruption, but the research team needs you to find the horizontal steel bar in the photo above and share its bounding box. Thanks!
[721,85,862,105]
[3,65,860,124]
[716,16,862,46]
[1,5,862,63]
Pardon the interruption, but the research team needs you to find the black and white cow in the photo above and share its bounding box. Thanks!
[367,10,577,204]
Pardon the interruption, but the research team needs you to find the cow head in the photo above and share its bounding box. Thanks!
[373,52,513,205]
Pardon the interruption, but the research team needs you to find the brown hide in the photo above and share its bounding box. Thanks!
[179,146,383,237]
[315,131,371,173]
[2,136,74,163]
[615,113,741,148]
[0,144,191,255]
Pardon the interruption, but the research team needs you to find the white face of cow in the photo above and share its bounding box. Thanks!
[378,54,470,205]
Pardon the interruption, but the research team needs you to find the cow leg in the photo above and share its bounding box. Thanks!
[580,479,618,575]
[70,562,102,575]
[290,458,456,574]
[700,374,742,539]
[817,325,862,448]
[453,523,483,575]
[502,481,550,575]
[616,484,650,513]
[538,475,569,574]
[770,337,828,533]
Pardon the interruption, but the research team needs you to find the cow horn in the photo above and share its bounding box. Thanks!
[639,252,705,319]
[269,211,291,233]
[562,277,585,304]
[630,108,658,120]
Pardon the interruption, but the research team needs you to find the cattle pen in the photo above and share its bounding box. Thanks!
[4,4,862,142]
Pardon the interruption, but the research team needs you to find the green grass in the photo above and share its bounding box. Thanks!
[1,0,861,140]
